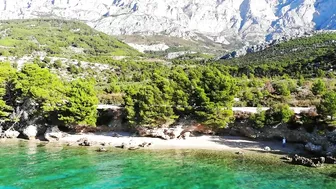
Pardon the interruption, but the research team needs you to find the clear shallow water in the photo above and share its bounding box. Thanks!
[0,141,335,189]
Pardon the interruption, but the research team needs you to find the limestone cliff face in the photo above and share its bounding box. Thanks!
[0,0,335,45]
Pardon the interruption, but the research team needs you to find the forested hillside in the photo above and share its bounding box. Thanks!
[219,33,336,78]
[0,19,140,59]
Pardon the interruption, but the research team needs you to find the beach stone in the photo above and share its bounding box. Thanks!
[4,129,20,138]
[44,126,67,142]
[97,147,107,152]
[305,142,323,153]
[139,141,152,148]
[120,140,140,149]
[22,125,38,139]
[311,157,325,164]
[120,142,129,149]
[78,138,92,146]
[264,146,271,151]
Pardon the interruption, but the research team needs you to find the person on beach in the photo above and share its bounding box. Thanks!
[282,137,286,148]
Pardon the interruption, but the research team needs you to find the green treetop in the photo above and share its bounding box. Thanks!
[58,79,99,127]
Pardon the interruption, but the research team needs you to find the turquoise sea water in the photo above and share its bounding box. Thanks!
[0,141,335,189]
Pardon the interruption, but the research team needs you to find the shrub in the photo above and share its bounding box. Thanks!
[250,108,266,128]
[53,60,63,69]
[318,91,336,120]
[273,82,291,96]
[265,104,294,125]
[312,79,326,95]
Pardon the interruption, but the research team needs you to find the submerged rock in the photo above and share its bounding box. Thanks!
[281,156,292,161]
[128,146,140,150]
[329,172,336,178]
[119,139,152,150]
[96,147,107,152]
[235,151,244,155]
[291,154,320,168]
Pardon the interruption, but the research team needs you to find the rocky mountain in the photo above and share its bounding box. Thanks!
[0,0,335,53]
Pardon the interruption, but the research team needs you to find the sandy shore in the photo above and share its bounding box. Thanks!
[55,132,303,155]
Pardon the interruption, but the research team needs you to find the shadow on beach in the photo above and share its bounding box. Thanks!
[208,135,305,156]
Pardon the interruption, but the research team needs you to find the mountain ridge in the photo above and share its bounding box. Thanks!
[0,0,335,52]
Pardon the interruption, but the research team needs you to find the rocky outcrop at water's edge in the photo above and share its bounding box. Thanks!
[137,126,193,140]
[44,126,68,142]
[282,154,336,168]
[226,122,336,156]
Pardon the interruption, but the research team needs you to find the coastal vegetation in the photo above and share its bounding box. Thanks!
[0,19,336,134]
[0,62,98,129]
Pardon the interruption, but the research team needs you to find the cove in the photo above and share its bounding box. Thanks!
[0,141,335,189]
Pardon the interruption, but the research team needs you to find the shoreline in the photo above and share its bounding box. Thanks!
[1,132,304,157]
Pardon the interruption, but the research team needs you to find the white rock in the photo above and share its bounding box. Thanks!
[44,126,66,142]
[166,51,196,59]
[23,125,38,139]
[0,0,335,46]
[4,129,20,138]
[128,43,169,53]
[264,146,271,151]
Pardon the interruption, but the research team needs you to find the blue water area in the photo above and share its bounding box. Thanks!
[0,141,335,189]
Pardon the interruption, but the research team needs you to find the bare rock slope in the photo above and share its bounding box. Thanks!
[0,0,335,48]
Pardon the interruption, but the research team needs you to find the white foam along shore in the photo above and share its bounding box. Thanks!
[55,132,302,154]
